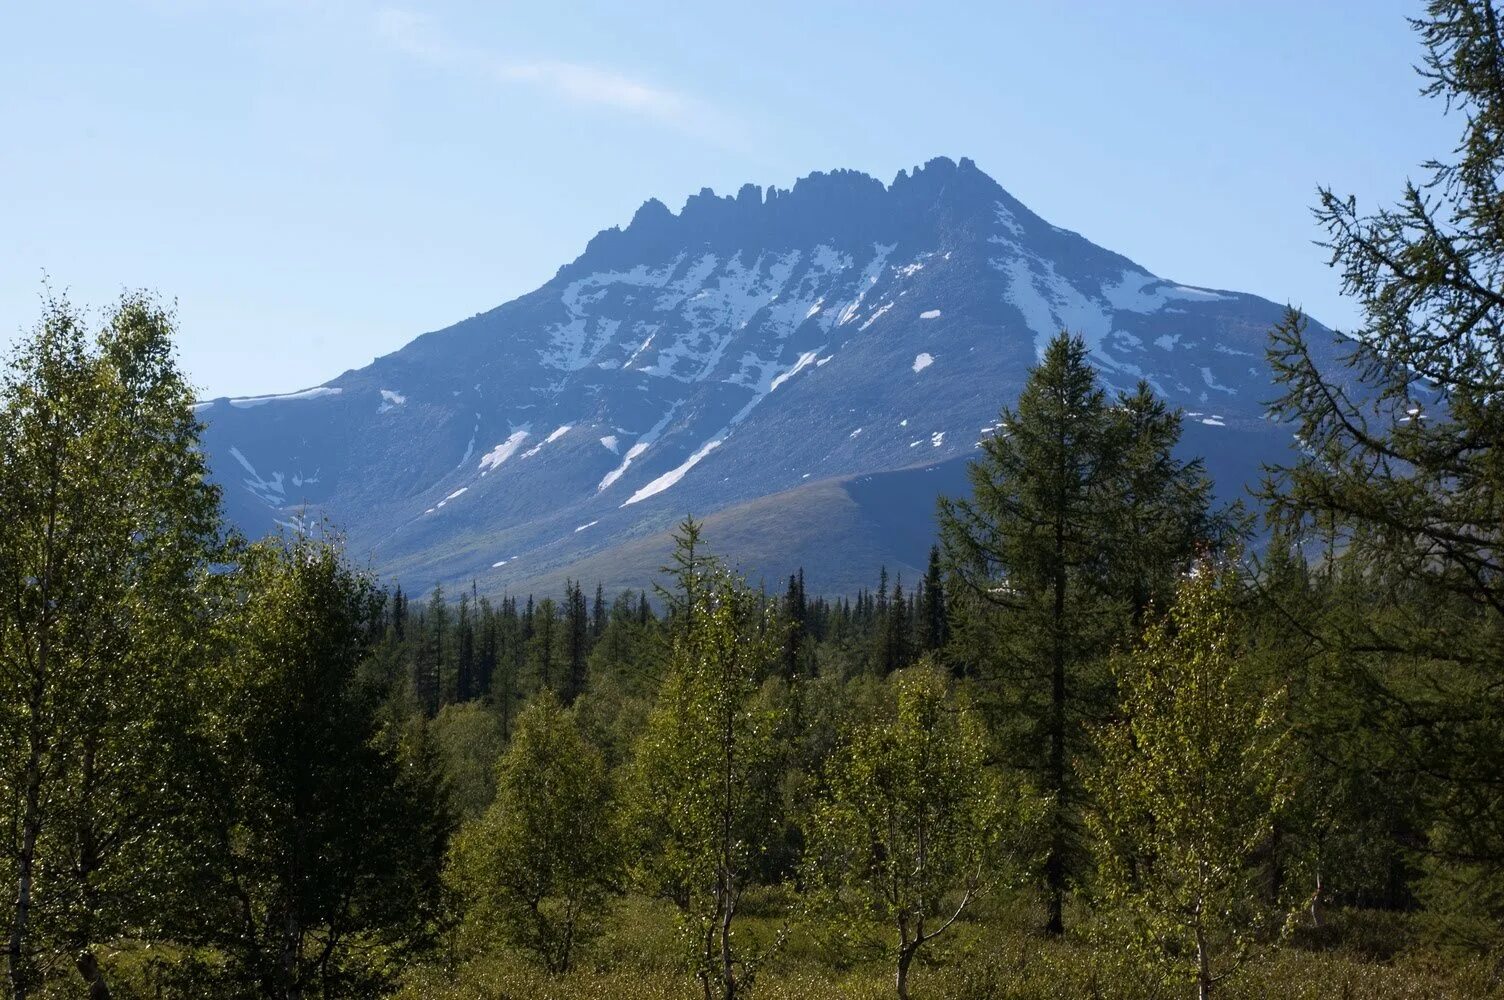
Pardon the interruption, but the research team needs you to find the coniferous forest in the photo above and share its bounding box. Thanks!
[6,4,1504,998]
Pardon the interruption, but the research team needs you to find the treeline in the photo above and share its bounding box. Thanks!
[381,555,951,727]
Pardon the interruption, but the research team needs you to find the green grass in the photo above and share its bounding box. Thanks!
[397,893,1504,1000]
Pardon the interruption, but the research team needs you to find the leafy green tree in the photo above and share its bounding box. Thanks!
[1262,0,1504,936]
[1087,564,1300,1000]
[182,536,446,999]
[431,701,506,822]
[630,519,783,1000]
[0,291,223,999]
[806,663,1034,1000]
[446,692,620,972]
[940,332,1219,934]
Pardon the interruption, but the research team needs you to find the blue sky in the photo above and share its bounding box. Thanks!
[1,1,1456,398]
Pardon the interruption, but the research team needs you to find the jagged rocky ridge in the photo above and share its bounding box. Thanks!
[196,156,1335,594]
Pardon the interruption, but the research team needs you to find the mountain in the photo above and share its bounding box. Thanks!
[196,156,1336,596]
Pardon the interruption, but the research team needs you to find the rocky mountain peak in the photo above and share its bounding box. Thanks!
[193,157,1336,597]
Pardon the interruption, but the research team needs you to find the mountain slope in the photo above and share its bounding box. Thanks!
[197,156,1335,594]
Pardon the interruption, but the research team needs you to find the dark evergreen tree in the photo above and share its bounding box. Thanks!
[1262,0,1504,931]
[918,545,948,657]
[476,597,498,698]
[562,581,590,704]
[455,593,476,703]
[391,585,407,643]
[416,586,447,715]
[939,332,1219,935]
[529,598,558,695]
[881,576,910,674]
[782,570,808,680]
[592,582,607,642]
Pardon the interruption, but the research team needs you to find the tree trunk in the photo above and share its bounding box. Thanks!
[73,743,109,1000]
[73,951,111,1000]
[896,942,918,1000]
[9,746,42,1000]
[1045,529,1068,937]
[719,889,736,1000]
[1195,917,1212,1000]
[282,907,302,1000]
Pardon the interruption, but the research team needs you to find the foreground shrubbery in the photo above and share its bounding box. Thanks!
[397,895,1504,1000]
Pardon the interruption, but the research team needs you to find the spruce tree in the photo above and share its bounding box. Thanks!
[528,598,558,695]
[592,582,607,642]
[562,581,590,704]
[455,593,475,703]
[1262,0,1504,932]
[391,585,407,642]
[417,586,446,715]
[940,332,1220,934]
[782,571,808,680]
[918,545,948,657]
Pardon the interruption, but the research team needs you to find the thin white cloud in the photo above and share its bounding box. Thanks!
[374,7,725,136]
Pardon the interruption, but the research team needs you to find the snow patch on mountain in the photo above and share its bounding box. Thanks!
[994,201,1025,238]
[522,424,573,459]
[479,428,531,473]
[860,302,894,330]
[1200,367,1237,394]
[996,253,1112,358]
[836,243,897,326]
[229,387,341,408]
[770,350,822,391]
[599,404,680,492]
[1103,270,1232,313]
[544,262,681,371]
[227,446,286,505]
[623,331,656,369]
[623,438,723,507]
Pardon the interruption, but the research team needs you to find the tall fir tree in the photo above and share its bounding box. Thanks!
[1262,0,1504,933]
[455,593,475,703]
[562,581,590,705]
[918,545,949,657]
[939,332,1221,934]
[528,598,559,696]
